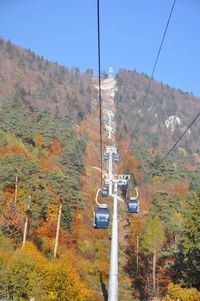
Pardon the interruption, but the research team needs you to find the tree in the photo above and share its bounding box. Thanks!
[0,242,91,301]
[142,216,165,295]
[172,190,200,289]
[162,283,200,301]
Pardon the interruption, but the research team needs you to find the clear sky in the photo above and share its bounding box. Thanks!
[0,0,200,97]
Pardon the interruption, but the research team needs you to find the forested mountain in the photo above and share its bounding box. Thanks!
[115,69,200,158]
[0,38,92,120]
[0,38,200,301]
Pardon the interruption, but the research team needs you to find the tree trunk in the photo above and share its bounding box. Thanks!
[14,175,18,204]
[22,194,31,247]
[152,251,156,292]
[54,202,62,260]
[136,235,139,272]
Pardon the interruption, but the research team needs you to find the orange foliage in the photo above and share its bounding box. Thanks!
[186,163,196,171]
[39,157,62,173]
[1,187,15,207]
[50,138,62,155]
[193,152,200,163]
[140,186,154,212]
[117,152,142,183]
[129,215,145,241]
[81,116,100,144]
[0,145,30,159]
[40,158,49,171]
[80,114,103,171]
[156,263,171,296]
[0,207,23,242]
[165,179,188,195]
[36,221,74,246]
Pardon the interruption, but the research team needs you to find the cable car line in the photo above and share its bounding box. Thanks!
[124,0,177,158]
[133,111,200,187]
[132,0,177,136]
[97,0,103,185]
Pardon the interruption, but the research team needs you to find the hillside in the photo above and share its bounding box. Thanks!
[114,70,200,299]
[0,38,92,121]
[0,38,96,300]
[115,69,200,159]
[0,38,200,301]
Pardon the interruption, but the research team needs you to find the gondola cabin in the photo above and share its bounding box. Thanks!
[104,153,109,160]
[118,179,125,188]
[94,204,110,229]
[102,187,108,197]
[128,198,139,213]
[114,154,119,162]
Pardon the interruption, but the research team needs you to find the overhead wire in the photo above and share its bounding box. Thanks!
[115,1,199,191]
[97,0,103,185]
[159,111,200,163]
[134,112,200,188]
[118,0,177,182]
[125,0,177,156]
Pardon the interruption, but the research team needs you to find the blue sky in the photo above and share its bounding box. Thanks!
[0,0,200,97]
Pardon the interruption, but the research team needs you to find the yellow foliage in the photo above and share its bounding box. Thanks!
[4,132,26,150]
[0,242,91,301]
[152,176,161,185]
[34,133,44,147]
[46,291,57,300]
[178,147,187,157]
[162,283,200,301]
[46,204,59,221]
[148,148,155,156]
[172,162,177,170]
[47,254,91,301]
[77,239,93,254]
[53,165,64,176]
[16,68,24,77]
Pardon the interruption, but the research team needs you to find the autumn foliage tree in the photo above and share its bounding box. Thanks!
[0,242,91,301]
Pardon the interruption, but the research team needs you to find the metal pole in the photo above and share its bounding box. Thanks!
[108,150,113,195]
[108,181,118,301]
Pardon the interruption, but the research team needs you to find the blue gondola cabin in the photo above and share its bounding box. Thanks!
[117,179,124,188]
[102,187,108,197]
[128,198,139,213]
[94,204,110,229]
